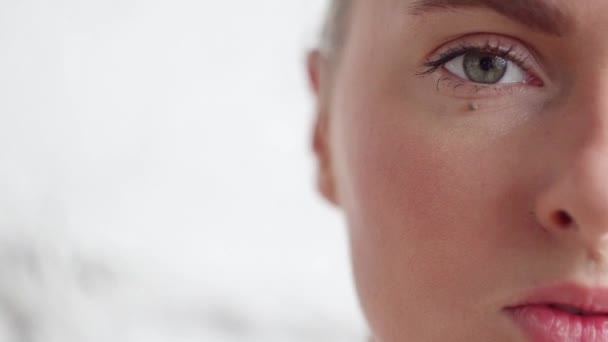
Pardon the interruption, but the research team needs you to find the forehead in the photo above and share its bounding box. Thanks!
[408,0,573,36]
[346,0,608,34]
[338,0,608,65]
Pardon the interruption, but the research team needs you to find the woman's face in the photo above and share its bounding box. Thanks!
[310,0,608,341]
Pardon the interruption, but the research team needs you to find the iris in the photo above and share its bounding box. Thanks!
[463,52,508,84]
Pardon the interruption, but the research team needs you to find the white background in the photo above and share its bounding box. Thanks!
[0,0,367,341]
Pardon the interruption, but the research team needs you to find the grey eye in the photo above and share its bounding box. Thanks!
[463,52,507,84]
[444,51,526,84]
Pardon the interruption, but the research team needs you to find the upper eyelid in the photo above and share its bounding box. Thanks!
[425,44,528,70]
[423,33,538,61]
[420,45,524,75]
[418,34,544,83]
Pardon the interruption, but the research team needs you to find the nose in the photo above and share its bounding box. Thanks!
[535,114,608,251]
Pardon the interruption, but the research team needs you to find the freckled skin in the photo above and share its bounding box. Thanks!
[310,0,608,341]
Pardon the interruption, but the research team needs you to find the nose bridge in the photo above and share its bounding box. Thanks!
[572,70,608,188]
[536,74,608,246]
[566,139,608,228]
[531,9,608,256]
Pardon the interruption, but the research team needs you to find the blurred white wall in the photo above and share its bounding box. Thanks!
[0,0,367,341]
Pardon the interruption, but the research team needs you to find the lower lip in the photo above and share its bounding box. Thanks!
[508,305,608,341]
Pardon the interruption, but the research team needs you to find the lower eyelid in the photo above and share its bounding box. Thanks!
[432,69,536,98]
[423,34,544,83]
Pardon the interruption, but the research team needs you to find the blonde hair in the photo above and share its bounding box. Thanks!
[320,0,352,58]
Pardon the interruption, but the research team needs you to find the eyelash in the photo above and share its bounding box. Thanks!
[418,38,543,93]
[420,45,522,75]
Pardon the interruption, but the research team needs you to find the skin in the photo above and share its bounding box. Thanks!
[308,0,608,341]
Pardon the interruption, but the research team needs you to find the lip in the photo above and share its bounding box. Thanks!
[505,283,608,341]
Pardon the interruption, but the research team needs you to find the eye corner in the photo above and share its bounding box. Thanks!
[524,75,545,87]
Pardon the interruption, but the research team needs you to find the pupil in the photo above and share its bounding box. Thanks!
[479,56,495,71]
[463,52,508,84]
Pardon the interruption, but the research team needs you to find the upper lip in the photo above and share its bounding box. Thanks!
[506,282,608,314]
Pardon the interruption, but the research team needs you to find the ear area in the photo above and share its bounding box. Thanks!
[308,50,339,206]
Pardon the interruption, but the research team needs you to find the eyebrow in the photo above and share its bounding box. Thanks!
[408,0,574,36]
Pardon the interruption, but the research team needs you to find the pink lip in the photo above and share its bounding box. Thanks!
[505,283,608,341]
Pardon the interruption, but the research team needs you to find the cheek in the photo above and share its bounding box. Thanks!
[329,87,536,337]
[336,106,483,270]
[332,88,495,254]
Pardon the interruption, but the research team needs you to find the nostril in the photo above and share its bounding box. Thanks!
[553,210,574,228]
